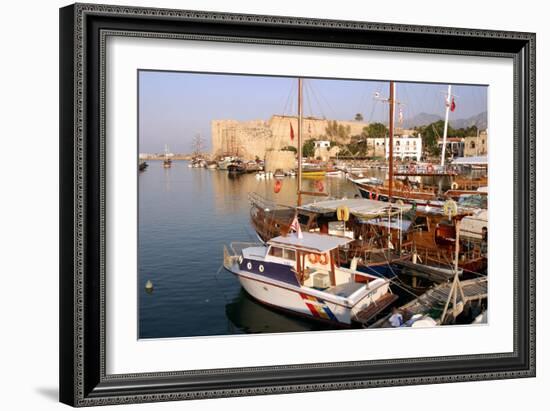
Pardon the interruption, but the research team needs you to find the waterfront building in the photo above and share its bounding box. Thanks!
[464,130,488,157]
[437,137,465,159]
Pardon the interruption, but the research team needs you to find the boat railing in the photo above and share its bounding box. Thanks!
[228,241,263,256]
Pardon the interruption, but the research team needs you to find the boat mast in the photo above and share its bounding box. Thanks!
[388,81,395,201]
[297,77,303,206]
[440,85,452,167]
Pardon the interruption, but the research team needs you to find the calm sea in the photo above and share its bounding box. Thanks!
[138,161,368,338]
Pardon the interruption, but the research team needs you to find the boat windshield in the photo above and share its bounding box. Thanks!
[458,194,487,209]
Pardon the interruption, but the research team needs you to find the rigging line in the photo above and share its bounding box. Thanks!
[304,81,315,121]
[356,81,372,118]
[271,80,296,149]
[312,79,338,119]
[307,80,327,119]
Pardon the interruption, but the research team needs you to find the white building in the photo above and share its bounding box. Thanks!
[314,140,331,149]
[378,134,422,161]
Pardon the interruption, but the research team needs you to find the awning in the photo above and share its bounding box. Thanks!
[268,232,353,253]
[451,156,488,165]
[298,198,411,218]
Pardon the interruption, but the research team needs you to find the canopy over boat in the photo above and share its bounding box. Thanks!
[298,198,411,218]
[451,155,488,165]
[268,232,353,254]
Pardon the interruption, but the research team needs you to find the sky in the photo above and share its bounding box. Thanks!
[138,70,488,154]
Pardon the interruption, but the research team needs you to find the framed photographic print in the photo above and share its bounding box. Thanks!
[59,3,535,407]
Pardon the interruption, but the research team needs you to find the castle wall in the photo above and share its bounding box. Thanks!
[211,115,369,160]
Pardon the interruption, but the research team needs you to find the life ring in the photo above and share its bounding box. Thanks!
[308,253,319,264]
[443,199,458,217]
[319,253,329,265]
[274,180,282,193]
[451,182,459,190]
[336,205,350,222]
[426,163,435,174]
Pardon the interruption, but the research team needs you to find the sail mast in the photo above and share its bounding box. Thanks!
[440,84,452,167]
[297,77,303,206]
[388,81,395,201]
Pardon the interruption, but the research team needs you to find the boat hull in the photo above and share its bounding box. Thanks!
[228,268,389,326]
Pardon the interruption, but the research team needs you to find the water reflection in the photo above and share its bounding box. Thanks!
[225,289,341,334]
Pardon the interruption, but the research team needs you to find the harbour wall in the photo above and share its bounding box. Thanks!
[211,115,369,160]
[264,150,296,173]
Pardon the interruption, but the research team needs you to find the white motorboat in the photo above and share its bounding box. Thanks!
[224,232,392,326]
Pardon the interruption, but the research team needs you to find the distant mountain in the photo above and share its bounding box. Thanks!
[400,111,487,130]
[402,112,442,128]
[450,111,488,130]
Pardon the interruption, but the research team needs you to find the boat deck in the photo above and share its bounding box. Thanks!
[369,277,487,327]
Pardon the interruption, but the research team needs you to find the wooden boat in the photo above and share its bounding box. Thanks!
[227,160,246,174]
[162,144,173,168]
[302,165,327,177]
[223,232,394,326]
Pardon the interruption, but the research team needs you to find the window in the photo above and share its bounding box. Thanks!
[283,249,296,261]
[269,247,283,258]
[470,141,476,149]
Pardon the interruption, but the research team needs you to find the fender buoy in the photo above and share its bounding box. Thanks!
[443,199,458,217]
[402,184,411,197]
[274,180,282,193]
[308,253,319,264]
[426,163,435,174]
[319,253,329,265]
[374,189,380,201]
[316,180,324,192]
[451,182,459,190]
[336,205,350,222]
[369,190,374,200]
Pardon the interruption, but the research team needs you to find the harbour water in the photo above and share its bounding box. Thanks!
[138,161,363,338]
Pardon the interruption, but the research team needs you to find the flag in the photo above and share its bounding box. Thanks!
[450,97,456,112]
[289,215,303,239]
[290,122,295,141]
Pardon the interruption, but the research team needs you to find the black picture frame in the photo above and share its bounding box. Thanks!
[59,3,536,407]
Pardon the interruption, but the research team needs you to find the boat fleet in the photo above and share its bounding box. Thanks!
[222,78,488,328]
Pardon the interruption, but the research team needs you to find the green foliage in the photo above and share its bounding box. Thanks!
[325,120,351,141]
[415,121,479,157]
[354,113,364,121]
[364,122,388,138]
[281,145,297,153]
[302,139,316,158]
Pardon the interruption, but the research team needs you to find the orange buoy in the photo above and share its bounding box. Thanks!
[319,253,329,265]
[426,163,435,174]
[308,253,319,264]
[274,180,282,193]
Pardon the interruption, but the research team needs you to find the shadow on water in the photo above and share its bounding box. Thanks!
[225,289,341,334]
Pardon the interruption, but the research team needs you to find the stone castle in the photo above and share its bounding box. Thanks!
[211,115,369,159]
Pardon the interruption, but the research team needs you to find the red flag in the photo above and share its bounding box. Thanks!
[290,121,295,141]
[450,97,456,112]
[289,215,303,239]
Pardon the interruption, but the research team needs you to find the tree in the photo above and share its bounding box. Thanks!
[325,120,351,142]
[302,139,316,158]
[364,122,388,138]
[354,113,364,122]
